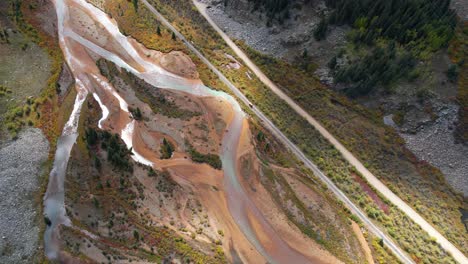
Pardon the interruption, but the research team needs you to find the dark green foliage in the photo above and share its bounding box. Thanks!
[328,56,337,70]
[157,25,161,36]
[106,132,133,171]
[94,155,102,170]
[378,238,384,247]
[85,128,98,146]
[132,0,138,12]
[11,0,22,22]
[0,28,10,43]
[85,128,133,172]
[187,145,222,170]
[133,230,140,241]
[325,0,456,49]
[129,107,143,120]
[334,44,416,97]
[314,18,328,41]
[148,167,157,177]
[246,0,292,24]
[44,216,51,226]
[447,64,459,82]
[160,138,174,159]
[0,85,12,97]
[321,0,457,97]
[171,32,176,40]
[256,131,265,142]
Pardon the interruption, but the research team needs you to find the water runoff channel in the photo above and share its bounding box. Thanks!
[43,0,313,263]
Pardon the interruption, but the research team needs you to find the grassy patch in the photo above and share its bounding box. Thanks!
[187,143,222,170]
[2,0,65,146]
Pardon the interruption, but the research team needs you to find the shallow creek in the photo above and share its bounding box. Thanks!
[44,0,311,262]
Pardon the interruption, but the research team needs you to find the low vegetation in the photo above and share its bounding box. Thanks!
[160,138,174,159]
[4,0,65,145]
[449,21,468,144]
[261,165,366,263]
[187,143,222,170]
[97,59,200,120]
[147,1,465,262]
[0,85,12,97]
[65,96,227,263]
[1,1,69,262]
[85,127,134,172]
[236,40,467,256]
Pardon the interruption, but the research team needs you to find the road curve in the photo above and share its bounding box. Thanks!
[190,2,468,264]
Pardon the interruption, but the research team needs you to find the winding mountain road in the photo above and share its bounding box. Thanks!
[142,0,467,263]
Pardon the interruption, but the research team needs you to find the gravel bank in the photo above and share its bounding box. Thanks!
[199,0,347,73]
[0,128,49,263]
[398,104,468,197]
[451,0,468,21]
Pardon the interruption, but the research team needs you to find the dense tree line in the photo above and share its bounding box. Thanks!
[334,42,417,97]
[227,0,457,96]
[319,0,458,96]
[249,0,290,16]
[225,0,300,24]
[85,128,133,172]
[324,0,456,49]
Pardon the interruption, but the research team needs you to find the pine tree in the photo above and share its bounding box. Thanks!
[314,18,328,41]
[157,25,161,36]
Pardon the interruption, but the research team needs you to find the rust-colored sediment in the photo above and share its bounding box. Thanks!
[54,0,343,262]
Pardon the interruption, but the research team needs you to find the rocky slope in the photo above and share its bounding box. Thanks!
[201,0,468,197]
[0,128,49,263]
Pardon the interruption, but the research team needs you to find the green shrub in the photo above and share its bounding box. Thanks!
[187,144,222,169]
[160,138,174,159]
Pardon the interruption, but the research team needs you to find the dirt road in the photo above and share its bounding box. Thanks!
[139,0,418,263]
[192,2,468,263]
